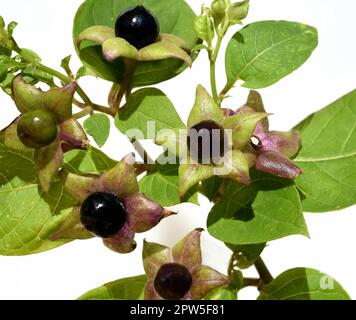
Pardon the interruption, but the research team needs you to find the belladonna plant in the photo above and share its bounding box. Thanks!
[0,0,354,301]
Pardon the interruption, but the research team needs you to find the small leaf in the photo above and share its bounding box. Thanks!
[20,48,41,63]
[76,65,97,79]
[294,89,356,212]
[225,21,318,89]
[78,275,147,300]
[115,88,185,137]
[63,146,117,175]
[194,12,214,42]
[208,170,308,244]
[84,114,110,147]
[226,242,266,269]
[258,268,350,300]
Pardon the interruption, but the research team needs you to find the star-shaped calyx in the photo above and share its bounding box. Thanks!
[155,85,268,197]
[0,75,88,192]
[143,229,230,300]
[233,91,303,179]
[60,153,174,254]
[76,6,192,68]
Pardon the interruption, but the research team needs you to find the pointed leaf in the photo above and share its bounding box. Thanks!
[83,113,110,147]
[188,85,224,128]
[63,146,117,175]
[294,90,356,212]
[258,268,350,300]
[139,154,198,206]
[225,21,318,89]
[225,242,266,269]
[78,275,147,300]
[208,170,308,244]
[115,88,185,137]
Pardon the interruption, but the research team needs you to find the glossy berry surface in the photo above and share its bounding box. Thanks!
[154,263,193,300]
[187,120,227,164]
[115,5,160,49]
[80,192,127,238]
[17,110,57,149]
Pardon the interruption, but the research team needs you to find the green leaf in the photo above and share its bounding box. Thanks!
[225,242,265,269]
[0,144,78,255]
[63,146,117,175]
[73,0,198,87]
[207,171,308,245]
[258,268,350,300]
[78,275,147,300]
[139,158,198,207]
[20,48,41,63]
[84,114,111,147]
[201,176,223,202]
[294,90,356,212]
[204,285,237,300]
[225,21,318,89]
[115,88,184,137]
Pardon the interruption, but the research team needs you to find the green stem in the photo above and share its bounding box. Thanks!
[110,59,136,115]
[210,35,223,104]
[254,257,273,284]
[35,63,114,116]
[242,278,261,288]
[218,80,237,102]
[129,137,154,165]
[72,106,93,120]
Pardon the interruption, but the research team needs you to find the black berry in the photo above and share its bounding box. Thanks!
[115,5,160,49]
[187,120,227,164]
[17,110,57,149]
[80,192,127,238]
[154,263,193,300]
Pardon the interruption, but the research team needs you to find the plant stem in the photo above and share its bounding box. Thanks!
[129,138,154,165]
[110,59,136,115]
[35,63,114,116]
[209,35,224,104]
[254,257,273,284]
[72,106,93,120]
[242,277,261,288]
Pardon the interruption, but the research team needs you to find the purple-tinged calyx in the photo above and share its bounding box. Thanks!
[143,229,230,300]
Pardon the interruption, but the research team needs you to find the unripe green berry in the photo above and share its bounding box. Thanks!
[17,110,58,149]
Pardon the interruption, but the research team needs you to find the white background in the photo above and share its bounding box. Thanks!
[0,0,356,300]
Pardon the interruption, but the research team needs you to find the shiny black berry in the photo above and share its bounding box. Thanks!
[154,263,193,300]
[187,120,227,164]
[17,110,57,149]
[80,192,127,238]
[115,5,160,49]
